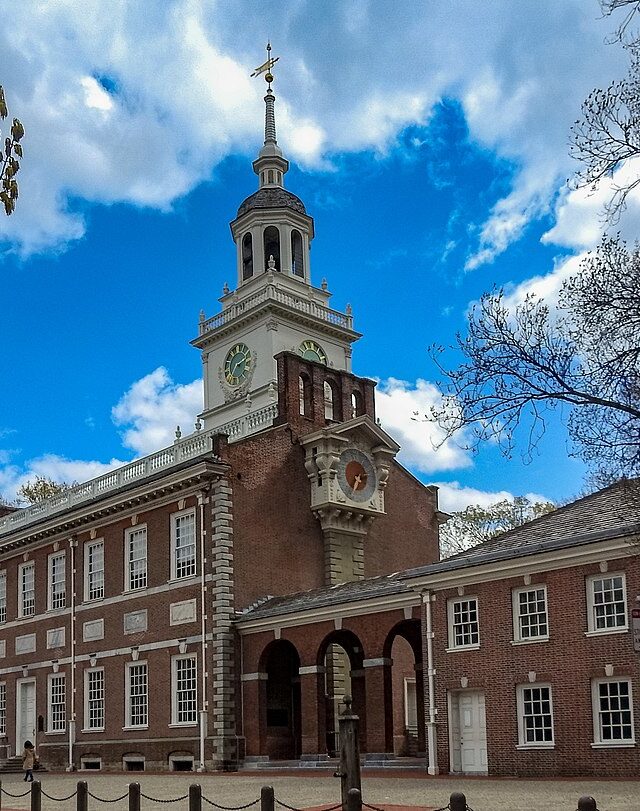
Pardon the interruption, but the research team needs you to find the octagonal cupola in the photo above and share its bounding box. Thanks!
[231,44,314,288]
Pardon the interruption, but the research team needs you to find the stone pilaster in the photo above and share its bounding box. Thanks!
[324,530,364,585]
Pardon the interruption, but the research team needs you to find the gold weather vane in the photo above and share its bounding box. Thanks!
[251,41,280,90]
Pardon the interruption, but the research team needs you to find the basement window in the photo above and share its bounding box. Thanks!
[80,757,102,770]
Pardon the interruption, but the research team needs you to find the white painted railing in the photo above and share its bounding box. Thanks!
[0,405,280,539]
[199,284,353,334]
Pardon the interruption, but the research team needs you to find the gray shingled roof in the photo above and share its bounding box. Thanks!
[400,478,640,580]
[237,187,307,218]
[236,572,412,621]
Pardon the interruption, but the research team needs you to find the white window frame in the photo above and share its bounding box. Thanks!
[512,585,549,643]
[0,570,6,623]
[84,668,105,731]
[170,510,196,581]
[48,551,66,611]
[84,540,104,602]
[171,654,198,726]
[125,661,148,729]
[0,682,6,736]
[18,561,35,618]
[516,683,554,748]
[591,678,636,747]
[403,676,417,733]
[447,596,480,650]
[124,525,148,592]
[80,756,102,770]
[586,573,628,634]
[47,673,66,733]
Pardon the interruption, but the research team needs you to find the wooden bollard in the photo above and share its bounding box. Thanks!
[449,792,467,811]
[189,784,202,811]
[261,786,275,811]
[76,780,88,811]
[128,782,141,811]
[578,798,597,811]
[30,782,41,811]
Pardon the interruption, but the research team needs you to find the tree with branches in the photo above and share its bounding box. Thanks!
[0,85,24,215]
[430,236,640,486]
[17,476,72,505]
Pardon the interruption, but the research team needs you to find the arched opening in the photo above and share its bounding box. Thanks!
[324,381,335,421]
[242,233,253,280]
[291,229,304,277]
[299,374,312,417]
[268,169,274,184]
[383,620,425,759]
[318,630,365,756]
[351,391,364,419]
[263,226,281,272]
[260,640,302,760]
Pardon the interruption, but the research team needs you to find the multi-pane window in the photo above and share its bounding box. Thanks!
[85,669,105,730]
[588,575,627,632]
[513,587,548,641]
[48,552,66,610]
[19,562,35,617]
[172,512,196,580]
[593,680,634,743]
[517,685,554,746]
[0,683,6,736]
[0,571,6,623]
[85,541,104,601]
[48,674,66,732]
[449,598,479,648]
[125,527,147,591]
[173,655,197,724]
[127,663,148,727]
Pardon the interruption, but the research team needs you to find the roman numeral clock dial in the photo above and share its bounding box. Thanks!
[224,343,252,386]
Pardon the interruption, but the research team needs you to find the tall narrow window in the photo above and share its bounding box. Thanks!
[268,169,274,184]
[517,684,554,746]
[242,233,253,280]
[85,669,105,730]
[263,226,281,271]
[513,586,548,642]
[84,541,104,601]
[173,655,197,724]
[592,679,634,744]
[291,229,304,277]
[0,571,6,623]
[587,574,627,632]
[48,551,66,610]
[299,374,311,417]
[0,683,5,736]
[172,511,196,580]
[351,391,364,419]
[125,526,147,591]
[324,381,335,421]
[48,674,66,733]
[126,662,148,728]
[19,562,35,617]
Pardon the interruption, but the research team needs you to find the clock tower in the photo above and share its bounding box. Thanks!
[192,47,360,439]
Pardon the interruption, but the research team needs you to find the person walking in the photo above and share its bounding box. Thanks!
[22,740,37,782]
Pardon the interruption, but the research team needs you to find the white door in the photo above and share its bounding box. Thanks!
[16,680,36,754]
[457,691,487,774]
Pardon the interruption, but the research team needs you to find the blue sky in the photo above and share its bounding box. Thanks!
[1,0,638,511]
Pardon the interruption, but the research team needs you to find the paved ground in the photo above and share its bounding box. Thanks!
[0,771,637,811]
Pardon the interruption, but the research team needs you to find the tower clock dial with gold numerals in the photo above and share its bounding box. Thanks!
[300,339,327,364]
[224,342,252,386]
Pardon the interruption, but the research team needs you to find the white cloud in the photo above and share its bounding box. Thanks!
[374,377,472,474]
[434,481,550,513]
[112,367,203,456]
[0,0,631,260]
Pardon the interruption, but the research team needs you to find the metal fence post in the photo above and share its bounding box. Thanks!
[338,696,362,811]
[77,780,88,811]
[448,792,466,811]
[346,788,362,811]
[189,784,202,811]
[578,798,597,811]
[261,786,275,811]
[30,781,41,811]
[129,782,141,811]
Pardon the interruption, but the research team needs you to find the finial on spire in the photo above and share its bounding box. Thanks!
[251,41,280,92]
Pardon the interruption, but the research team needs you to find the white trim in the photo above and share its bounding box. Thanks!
[0,569,6,623]
[83,539,104,602]
[512,585,549,644]
[47,672,66,733]
[516,683,554,748]
[18,561,35,618]
[124,524,148,592]
[447,596,480,650]
[241,672,268,682]
[0,681,6,736]
[591,677,636,746]
[171,653,198,726]
[84,667,105,732]
[403,676,417,731]
[47,550,66,611]
[171,509,197,582]
[586,572,628,634]
[79,756,102,770]
[363,657,392,667]
[125,660,148,729]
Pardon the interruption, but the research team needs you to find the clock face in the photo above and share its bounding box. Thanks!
[224,343,252,385]
[300,339,327,364]
[337,449,376,503]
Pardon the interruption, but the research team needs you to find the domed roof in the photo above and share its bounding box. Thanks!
[237,187,307,218]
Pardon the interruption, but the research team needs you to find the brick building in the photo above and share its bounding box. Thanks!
[0,73,440,772]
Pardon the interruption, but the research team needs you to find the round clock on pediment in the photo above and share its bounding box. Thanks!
[337,448,376,503]
[224,342,252,386]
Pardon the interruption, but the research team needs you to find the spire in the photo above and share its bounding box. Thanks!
[251,43,288,188]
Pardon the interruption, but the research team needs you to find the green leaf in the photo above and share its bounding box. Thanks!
[11,119,24,142]
[14,143,22,158]
[0,87,7,120]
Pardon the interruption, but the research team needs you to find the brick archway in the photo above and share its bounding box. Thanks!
[383,619,425,756]
[259,639,302,760]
